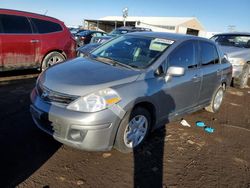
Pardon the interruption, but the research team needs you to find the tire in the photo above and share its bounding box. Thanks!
[205,86,224,113]
[114,107,151,153]
[41,52,66,71]
[234,64,250,89]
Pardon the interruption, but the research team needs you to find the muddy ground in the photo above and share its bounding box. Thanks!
[0,70,249,188]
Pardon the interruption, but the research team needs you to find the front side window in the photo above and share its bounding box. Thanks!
[168,41,197,69]
[200,42,219,66]
[91,35,174,69]
[31,18,62,34]
[0,14,32,34]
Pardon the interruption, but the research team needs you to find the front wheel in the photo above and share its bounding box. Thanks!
[114,107,151,153]
[205,86,224,113]
[234,64,249,89]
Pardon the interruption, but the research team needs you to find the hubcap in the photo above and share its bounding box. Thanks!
[48,56,64,67]
[214,89,223,110]
[124,115,148,148]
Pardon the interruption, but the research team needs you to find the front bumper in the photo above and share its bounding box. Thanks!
[30,89,123,151]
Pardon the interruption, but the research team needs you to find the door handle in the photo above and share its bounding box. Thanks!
[30,39,40,43]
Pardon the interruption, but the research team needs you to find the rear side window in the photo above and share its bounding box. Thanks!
[200,42,219,65]
[31,18,62,34]
[168,41,197,69]
[0,14,32,34]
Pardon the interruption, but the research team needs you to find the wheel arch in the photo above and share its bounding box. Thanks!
[39,50,67,71]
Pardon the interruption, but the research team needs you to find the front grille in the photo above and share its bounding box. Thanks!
[37,83,78,105]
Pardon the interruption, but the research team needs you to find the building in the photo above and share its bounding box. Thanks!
[84,16,206,37]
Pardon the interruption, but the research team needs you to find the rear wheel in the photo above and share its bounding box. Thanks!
[41,52,65,71]
[205,86,224,113]
[234,64,249,88]
[114,107,151,153]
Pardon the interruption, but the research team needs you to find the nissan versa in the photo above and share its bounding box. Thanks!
[30,32,232,153]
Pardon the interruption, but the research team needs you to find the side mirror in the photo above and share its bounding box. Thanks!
[165,66,185,82]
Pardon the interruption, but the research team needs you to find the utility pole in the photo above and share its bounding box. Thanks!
[122,7,128,27]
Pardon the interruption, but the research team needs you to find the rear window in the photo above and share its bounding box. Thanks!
[0,14,32,34]
[31,18,62,34]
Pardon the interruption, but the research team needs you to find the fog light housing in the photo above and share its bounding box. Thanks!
[67,128,87,142]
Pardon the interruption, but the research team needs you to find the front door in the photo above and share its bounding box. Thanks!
[157,40,202,118]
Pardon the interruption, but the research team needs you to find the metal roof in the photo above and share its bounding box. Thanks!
[85,16,205,31]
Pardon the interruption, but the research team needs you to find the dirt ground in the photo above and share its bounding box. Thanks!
[0,70,249,188]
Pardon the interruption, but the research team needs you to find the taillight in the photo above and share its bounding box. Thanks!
[80,36,85,40]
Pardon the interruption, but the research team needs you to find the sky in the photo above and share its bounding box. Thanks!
[1,0,250,32]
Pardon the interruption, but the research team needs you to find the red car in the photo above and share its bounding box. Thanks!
[0,9,76,71]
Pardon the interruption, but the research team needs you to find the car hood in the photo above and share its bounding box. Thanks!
[219,45,250,59]
[40,57,141,96]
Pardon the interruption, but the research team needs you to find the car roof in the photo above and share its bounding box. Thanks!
[0,8,63,24]
[214,32,250,36]
[127,31,206,42]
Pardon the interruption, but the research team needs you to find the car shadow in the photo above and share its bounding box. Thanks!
[133,71,176,188]
[0,74,61,187]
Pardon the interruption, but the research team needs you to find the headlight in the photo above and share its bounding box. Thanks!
[67,88,121,112]
[228,58,245,66]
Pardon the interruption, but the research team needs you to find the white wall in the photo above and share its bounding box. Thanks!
[178,26,187,34]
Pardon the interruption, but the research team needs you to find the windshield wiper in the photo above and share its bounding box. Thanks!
[95,56,139,70]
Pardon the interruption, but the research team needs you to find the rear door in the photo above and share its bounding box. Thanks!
[30,17,64,63]
[198,41,222,104]
[0,14,37,69]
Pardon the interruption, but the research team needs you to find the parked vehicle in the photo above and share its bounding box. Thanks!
[76,36,112,57]
[75,30,107,47]
[92,26,152,44]
[30,32,232,153]
[68,27,80,35]
[77,27,152,57]
[68,27,86,37]
[211,32,250,88]
[0,9,76,72]
[76,43,101,57]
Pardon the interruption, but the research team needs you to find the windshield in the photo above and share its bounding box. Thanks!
[91,35,174,69]
[211,35,250,48]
